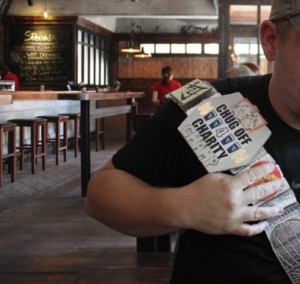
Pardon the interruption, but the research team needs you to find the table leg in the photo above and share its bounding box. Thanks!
[80,100,91,197]
[126,98,134,141]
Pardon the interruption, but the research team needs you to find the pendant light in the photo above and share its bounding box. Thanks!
[134,47,151,58]
[43,0,48,19]
[121,40,140,53]
[121,21,141,53]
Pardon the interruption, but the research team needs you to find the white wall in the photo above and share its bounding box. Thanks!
[0,100,81,151]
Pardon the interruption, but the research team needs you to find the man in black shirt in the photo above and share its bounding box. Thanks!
[85,0,300,283]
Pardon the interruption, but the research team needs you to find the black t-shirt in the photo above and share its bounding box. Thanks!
[112,74,300,283]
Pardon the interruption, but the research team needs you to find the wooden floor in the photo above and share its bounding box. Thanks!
[0,141,173,283]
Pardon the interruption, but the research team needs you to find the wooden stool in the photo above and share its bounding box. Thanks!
[95,117,105,152]
[59,113,80,157]
[0,122,17,187]
[36,115,69,165]
[7,118,47,174]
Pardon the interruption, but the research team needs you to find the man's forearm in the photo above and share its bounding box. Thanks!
[85,160,181,237]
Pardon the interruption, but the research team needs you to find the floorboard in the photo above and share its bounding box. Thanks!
[0,141,173,283]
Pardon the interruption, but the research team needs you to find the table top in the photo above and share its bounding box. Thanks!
[0,90,145,101]
[58,91,145,101]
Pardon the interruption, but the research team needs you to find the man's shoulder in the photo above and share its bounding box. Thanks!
[210,74,271,95]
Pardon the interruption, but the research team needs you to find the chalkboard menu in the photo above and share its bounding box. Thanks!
[5,25,74,85]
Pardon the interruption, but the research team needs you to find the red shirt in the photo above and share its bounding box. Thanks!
[153,79,181,106]
[3,72,20,90]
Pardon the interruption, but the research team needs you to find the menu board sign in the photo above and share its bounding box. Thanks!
[5,25,73,85]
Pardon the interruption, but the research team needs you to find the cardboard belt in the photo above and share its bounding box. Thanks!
[168,79,300,284]
[264,192,300,284]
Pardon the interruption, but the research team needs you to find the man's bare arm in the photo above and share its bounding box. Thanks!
[85,160,284,237]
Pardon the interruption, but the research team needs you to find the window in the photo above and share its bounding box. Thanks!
[140,44,154,54]
[171,44,185,54]
[230,4,271,25]
[186,44,202,54]
[139,42,219,55]
[226,3,272,74]
[155,44,170,54]
[77,28,111,86]
[204,43,219,55]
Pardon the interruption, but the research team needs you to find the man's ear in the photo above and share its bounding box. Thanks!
[260,20,278,62]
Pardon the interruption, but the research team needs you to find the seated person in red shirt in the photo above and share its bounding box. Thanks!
[1,64,20,91]
[152,66,181,107]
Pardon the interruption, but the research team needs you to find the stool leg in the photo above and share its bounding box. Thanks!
[63,120,68,162]
[35,123,47,171]
[74,117,79,158]
[0,128,3,187]
[101,118,105,150]
[95,118,105,152]
[19,126,24,170]
[35,123,40,165]
[45,122,49,161]
[8,127,16,183]
[41,123,46,170]
[55,121,60,165]
[30,123,36,174]
[95,118,99,152]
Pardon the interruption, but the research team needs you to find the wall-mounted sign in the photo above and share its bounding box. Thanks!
[5,25,74,86]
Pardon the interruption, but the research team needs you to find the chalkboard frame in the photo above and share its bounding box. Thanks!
[4,24,75,88]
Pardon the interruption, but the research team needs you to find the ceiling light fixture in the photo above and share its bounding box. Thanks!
[134,47,151,58]
[43,0,48,19]
[121,43,140,53]
[121,21,141,53]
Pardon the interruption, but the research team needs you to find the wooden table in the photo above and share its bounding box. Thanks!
[2,90,145,196]
[57,91,145,196]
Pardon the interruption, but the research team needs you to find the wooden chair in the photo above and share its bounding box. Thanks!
[36,115,69,165]
[59,113,81,157]
[7,118,47,174]
[0,122,17,187]
[95,117,105,152]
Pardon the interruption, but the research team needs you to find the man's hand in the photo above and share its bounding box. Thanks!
[176,162,284,236]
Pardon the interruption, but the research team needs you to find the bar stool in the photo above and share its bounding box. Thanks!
[58,113,80,157]
[95,117,105,152]
[7,118,47,174]
[0,122,17,187]
[36,115,69,165]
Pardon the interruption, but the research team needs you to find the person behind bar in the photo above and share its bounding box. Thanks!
[225,64,257,78]
[85,0,300,282]
[109,80,121,91]
[152,66,181,108]
[1,64,20,91]
[241,61,263,75]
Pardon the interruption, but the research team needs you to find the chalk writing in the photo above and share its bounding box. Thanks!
[6,25,73,84]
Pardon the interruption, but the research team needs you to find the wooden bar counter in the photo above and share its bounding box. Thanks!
[0,90,145,196]
[6,90,144,101]
[0,93,13,105]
